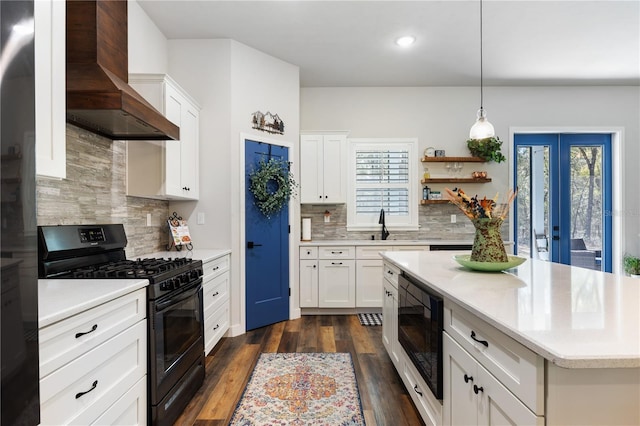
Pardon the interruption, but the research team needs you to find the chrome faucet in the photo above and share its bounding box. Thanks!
[378,208,390,240]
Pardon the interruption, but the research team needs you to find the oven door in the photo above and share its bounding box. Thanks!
[149,278,204,404]
[398,273,444,400]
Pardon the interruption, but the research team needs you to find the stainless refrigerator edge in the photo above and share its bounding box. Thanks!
[1,1,40,424]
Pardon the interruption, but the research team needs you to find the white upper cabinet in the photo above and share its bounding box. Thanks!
[35,0,66,179]
[126,74,200,200]
[300,133,347,204]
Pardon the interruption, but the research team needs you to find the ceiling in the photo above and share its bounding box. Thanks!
[137,0,640,87]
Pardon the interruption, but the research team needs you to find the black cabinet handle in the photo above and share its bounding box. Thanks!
[331,251,343,254]
[413,385,423,396]
[470,330,489,347]
[387,270,394,275]
[473,384,484,394]
[75,380,98,399]
[464,374,473,383]
[212,291,219,297]
[182,186,190,191]
[213,266,219,271]
[75,324,98,339]
[331,262,343,265]
[213,324,220,331]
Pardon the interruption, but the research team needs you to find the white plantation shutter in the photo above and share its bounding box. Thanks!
[348,139,418,230]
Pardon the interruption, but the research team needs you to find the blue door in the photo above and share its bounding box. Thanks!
[245,140,290,330]
[514,133,612,272]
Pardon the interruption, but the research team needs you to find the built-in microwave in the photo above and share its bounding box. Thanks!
[398,272,444,400]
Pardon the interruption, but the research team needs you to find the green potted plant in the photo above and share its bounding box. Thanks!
[467,137,506,163]
[623,253,640,277]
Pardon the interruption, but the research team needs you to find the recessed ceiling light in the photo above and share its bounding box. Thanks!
[395,36,416,47]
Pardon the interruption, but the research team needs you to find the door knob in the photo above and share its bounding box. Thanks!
[247,241,263,249]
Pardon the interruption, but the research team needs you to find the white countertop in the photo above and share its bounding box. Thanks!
[299,240,474,247]
[380,250,640,369]
[140,248,231,263]
[38,279,148,328]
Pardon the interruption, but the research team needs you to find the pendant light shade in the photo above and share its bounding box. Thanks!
[469,0,495,140]
[469,108,495,140]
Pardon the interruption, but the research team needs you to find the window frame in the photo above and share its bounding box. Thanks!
[347,138,419,231]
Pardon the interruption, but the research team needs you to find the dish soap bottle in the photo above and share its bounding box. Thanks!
[423,186,430,200]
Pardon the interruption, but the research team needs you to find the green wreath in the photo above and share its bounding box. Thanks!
[249,157,297,218]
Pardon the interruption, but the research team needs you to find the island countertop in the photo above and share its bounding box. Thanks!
[380,250,640,369]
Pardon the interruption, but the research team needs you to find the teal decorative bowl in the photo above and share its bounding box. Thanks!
[454,254,527,272]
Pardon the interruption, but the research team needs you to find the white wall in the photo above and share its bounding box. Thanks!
[300,86,640,255]
[128,0,168,74]
[168,40,300,336]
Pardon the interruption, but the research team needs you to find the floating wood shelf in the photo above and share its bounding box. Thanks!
[420,199,450,205]
[421,178,491,184]
[421,156,485,163]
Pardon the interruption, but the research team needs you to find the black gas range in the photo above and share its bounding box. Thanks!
[38,224,205,426]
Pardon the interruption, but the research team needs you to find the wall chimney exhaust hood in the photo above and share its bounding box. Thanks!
[66,0,179,141]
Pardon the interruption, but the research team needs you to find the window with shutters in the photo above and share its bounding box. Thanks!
[347,138,419,231]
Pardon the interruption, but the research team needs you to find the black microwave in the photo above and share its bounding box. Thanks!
[398,272,444,400]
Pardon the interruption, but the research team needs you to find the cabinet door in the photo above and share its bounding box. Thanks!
[443,332,478,426]
[163,83,184,197]
[299,259,319,307]
[356,259,383,307]
[318,259,355,307]
[180,103,199,198]
[382,279,400,367]
[477,362,541,426]
[322,134,347,203]
[35,0,66,178]
[300,134,323,203]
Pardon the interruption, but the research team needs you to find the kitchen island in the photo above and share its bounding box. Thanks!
[381,250,640,426]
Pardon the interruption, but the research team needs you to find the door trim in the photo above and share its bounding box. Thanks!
[508,126,624,273]
[236,132,300,336]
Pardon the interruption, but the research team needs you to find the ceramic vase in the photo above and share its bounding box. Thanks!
[471,218,508,262]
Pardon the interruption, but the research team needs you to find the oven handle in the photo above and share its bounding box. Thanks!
[155,278,202,312]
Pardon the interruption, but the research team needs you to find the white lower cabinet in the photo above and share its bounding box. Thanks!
[318,259,355,307]
[402,350,443,426]
[299,259,319,307]
[443,333,542,426]
[39,289,147,426]
[382,262,400,369]
[202,253,230,355]
[355,259,383,307]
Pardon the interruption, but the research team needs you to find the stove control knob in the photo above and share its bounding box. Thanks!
[173,278,181,288]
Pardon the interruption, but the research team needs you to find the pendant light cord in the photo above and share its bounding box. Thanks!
[479,0,484,111]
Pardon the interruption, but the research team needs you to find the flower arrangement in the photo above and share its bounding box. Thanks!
[467,137,506,163]
[249,157,297,218]
[444,187,517,220]
[445,187,518,263]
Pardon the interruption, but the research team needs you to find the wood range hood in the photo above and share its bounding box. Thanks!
[66,0,179,141]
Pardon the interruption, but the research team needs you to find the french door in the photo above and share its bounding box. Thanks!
[514,133,612,272]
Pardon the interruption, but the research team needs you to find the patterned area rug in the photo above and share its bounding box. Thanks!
[229,353,366,425]
[357,313,382,326]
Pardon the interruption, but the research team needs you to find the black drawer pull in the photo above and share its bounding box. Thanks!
[75,324,98,339]
[212,291,220,297]
[413,385,423,396]
[473,384,484,394]
[464,374,473,383]
[213,324,220,331]
[387,270,394,275]
[213,266,219,271]
[331,262,343,265]
[75,380,98,399]
[331,251,343,254]
[470,330,489,347]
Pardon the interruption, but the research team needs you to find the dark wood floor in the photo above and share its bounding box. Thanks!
[173,315,425,426]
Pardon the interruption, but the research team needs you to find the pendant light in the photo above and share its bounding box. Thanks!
[469,0,495,140]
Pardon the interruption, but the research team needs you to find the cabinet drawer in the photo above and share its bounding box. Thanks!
[383,262,401,288]
[402,353,442,426]
[92,376,147,426]
[40,320,147,425]
[392,245,430,251]
[444,305,544,415]
[202,254,229,279]
[355,246,385,259]
[39,289,146,378]
[205,304,229,355]
[299,246,318,259]
[203,271,229,315]
[318,246,355,259]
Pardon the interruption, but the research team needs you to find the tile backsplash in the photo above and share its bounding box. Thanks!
[300,204,509,242]
[36,125,170,257]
